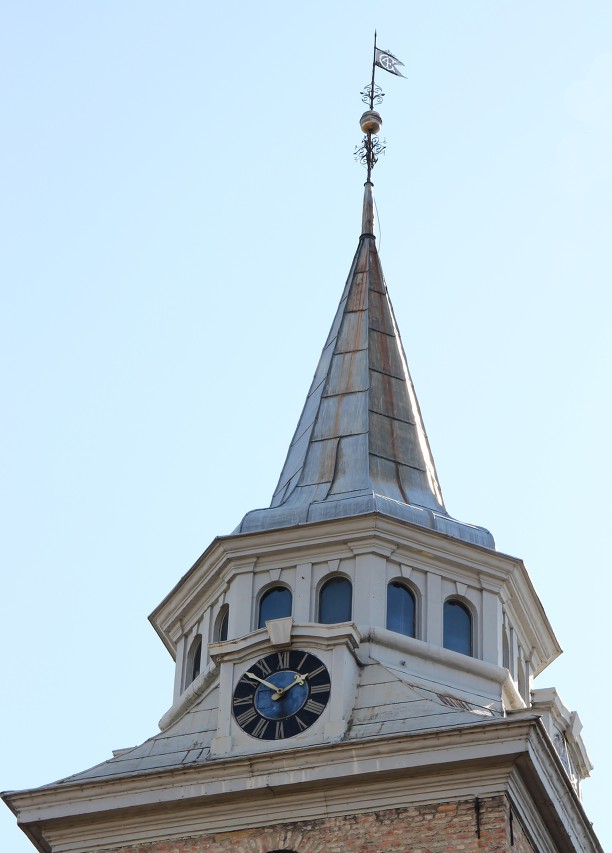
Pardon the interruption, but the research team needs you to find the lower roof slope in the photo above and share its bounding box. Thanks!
[37,661,500,786]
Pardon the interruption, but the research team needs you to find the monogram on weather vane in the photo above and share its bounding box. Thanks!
[374,46,406,78]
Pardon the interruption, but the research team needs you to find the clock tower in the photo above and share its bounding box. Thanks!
[2,61,603,853]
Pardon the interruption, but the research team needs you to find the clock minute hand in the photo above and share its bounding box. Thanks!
[244,671,279,692]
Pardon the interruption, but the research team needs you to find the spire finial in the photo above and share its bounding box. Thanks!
[355,34,406,182]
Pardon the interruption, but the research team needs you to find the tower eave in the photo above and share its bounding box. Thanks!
[235,498,495,550]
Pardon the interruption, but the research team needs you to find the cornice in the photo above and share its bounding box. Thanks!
[3,717,538,820]
[509,718,604,852]
[531,687,593,782]
[4,717,602,853]
[43,765,512,852]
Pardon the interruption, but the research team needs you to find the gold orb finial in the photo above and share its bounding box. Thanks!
[359,110,382,135]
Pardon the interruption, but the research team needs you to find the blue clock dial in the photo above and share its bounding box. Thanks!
[232,650,331,740]
[254,672,309,719]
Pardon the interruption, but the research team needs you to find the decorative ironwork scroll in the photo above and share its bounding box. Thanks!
[360,84,384,107]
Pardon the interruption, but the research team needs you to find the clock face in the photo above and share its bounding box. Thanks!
[232,650,331,740]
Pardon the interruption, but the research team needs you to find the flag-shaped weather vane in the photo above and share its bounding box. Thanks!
[355,32,405,182]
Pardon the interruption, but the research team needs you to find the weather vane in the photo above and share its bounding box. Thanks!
[355,31,406,182]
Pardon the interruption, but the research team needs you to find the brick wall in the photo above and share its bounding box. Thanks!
[103,795,535,853]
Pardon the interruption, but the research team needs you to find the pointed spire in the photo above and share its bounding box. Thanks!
[236,186,494,549]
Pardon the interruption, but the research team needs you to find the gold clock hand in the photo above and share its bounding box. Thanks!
[273,666,322,699]
[244,671,279,692]
[271,672,306,700]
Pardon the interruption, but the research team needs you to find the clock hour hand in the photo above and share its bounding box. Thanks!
[271,672,306,700]
[244,671,280,693]
[273,665,324,699]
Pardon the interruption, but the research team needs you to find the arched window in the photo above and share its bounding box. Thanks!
[185,635,202,687]
[517,654,528,702]
[319,576,352,624]
[443,599,472,656]
[502,627,510,670]
[387,582,416,637]
[214,605,229,642]
[258,586,292,629]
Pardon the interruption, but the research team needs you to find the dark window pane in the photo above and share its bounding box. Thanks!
[258,587,292,628]
[192,641,201,680]
[319,577,352,624]
[186,635,202,688]
[502,629,510,669]
[219,608,229,641]
[443,600,472,656]
[387,582,415,637]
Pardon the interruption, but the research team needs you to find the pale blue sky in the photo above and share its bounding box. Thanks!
[1,3,611,850]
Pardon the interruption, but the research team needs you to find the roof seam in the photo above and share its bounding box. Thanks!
[369,452,426,473]
[322,389,369,399]
[368,408,416,427]
[369,365,406,379]
[368,327,397,340]
[308,432,368,443]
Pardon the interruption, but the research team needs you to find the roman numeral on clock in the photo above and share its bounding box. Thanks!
[296,652,309,671]
[310,682,331,695]
[276,650,290,669]
[235,707,258,727]
[304,699,325,714]
[252,718,269,739]
[257,658,272,676]
[295,716,308,732]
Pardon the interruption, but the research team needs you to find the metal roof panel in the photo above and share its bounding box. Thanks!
[324,350,369,396]
[369,370,415,423]
[328,433,371,495]
[312,391,369,441]
[300,438,339,486]
[335,309,368,353]
[369,328,406,380]
[368,288,396,335]
[369,411,425,467]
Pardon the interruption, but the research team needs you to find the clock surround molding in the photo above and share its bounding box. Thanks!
[209,619,361,756]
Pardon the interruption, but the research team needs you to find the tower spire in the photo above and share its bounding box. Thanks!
[235,44,493,549]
